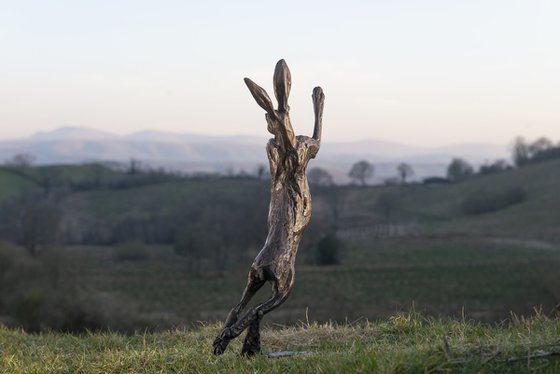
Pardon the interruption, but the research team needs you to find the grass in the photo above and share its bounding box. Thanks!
[1,312,559,373]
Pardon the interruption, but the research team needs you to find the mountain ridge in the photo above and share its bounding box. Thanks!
[0,127,510,183]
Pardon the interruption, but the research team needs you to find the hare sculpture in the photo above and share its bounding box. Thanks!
[212,59,325,356]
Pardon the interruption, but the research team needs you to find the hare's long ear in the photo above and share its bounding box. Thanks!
[244,78,275,116]
[312,86,325,146]
[273,59,291,113]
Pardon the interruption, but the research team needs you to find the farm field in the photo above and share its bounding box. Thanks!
[54,236,560,329]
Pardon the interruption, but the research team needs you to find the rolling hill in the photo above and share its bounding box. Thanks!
[0,158,558,328]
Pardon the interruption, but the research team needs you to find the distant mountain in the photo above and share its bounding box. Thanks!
[28,126,117,142]
[321,139,508,164]
[124,131,266,145]
[320,139,420,161]
[0,126,510,183]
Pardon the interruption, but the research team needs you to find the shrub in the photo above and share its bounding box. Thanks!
[113,239,150,261]
[503,186,527,205]
[315,232,341,265]
[422,177,450,185]
[478,159,511,175]
[374,191,401,220]
[461,186,527,215]
[14,290,45,332]
[58,291,142,333]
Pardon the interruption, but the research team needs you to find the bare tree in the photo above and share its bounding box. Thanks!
[528,136,554,155]
[512,136,560,166]
[348,160,374,186]
[127,158,144,175]
[446,158,474,182]
[512,136,529,167]
[6,153,36,167]
[396,162,414,184]
[308,167,334,187]
[255,164,266,180]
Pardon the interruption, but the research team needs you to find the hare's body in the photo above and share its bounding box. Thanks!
[213,60,324,355]
[255,137,316,265]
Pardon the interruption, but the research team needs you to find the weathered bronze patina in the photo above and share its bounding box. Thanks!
[213,59,324,356]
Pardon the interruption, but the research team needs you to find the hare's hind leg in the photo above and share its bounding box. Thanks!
[240,271,294,355]
[241,313,262,356]
[213,269,265,355]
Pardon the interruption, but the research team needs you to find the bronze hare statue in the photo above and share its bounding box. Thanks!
[213,59,325,356]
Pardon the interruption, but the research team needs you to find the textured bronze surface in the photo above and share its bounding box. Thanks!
[212,59,324,356]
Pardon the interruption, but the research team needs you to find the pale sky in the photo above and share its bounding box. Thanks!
[1,0,558,146]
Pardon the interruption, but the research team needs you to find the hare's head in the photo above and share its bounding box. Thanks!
[244,59,324,151]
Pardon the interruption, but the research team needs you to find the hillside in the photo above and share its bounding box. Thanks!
[6,158,557,238]
[1,314,559,373]
[341,158,560,237]
[0,159,559,333]
[0,168,39,201]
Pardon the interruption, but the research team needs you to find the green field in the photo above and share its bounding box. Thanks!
[0,168,39,201]
[47,236,557,329]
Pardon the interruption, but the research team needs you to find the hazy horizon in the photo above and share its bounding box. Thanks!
[1,1,558,146]
[1,125,515,148]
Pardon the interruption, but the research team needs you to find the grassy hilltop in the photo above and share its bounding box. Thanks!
[1,313,559,373]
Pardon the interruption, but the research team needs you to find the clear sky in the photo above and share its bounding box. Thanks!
[1,0,558,146]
